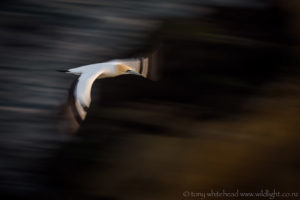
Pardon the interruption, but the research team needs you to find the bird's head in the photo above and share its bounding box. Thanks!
[97,63,141,79]
[116,64,141,76]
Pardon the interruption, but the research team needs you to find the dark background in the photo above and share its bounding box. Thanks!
[0,0,299,199]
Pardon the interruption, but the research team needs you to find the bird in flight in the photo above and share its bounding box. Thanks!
[58,57,149,130]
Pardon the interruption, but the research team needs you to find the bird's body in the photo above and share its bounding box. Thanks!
[59,58,147,130]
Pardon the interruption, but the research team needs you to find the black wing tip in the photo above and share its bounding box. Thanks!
[56,69,69,73]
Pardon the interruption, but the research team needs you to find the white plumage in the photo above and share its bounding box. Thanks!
[61,58,145,123]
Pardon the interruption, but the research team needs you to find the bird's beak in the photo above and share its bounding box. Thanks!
[126,70,142,76]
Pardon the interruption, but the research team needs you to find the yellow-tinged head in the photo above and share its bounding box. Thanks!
[117,64,132,73]
[116,64,141,76]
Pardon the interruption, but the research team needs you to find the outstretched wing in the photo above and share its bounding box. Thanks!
[74,68,104,121]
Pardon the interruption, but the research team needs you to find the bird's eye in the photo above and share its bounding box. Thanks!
[126,70,131,72]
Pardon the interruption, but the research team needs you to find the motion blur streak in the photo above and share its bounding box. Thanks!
[0,0,299,199]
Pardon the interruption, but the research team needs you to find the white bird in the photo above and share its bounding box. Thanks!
[58,58,148,129]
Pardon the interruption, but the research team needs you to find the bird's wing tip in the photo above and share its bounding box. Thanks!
[56,69,69,73]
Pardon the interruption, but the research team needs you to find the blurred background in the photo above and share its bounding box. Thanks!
[0,0,300,199]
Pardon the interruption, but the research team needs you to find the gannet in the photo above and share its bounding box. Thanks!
[58,58,148,128]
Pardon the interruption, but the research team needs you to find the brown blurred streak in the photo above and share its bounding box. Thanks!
[77,76,300,199]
